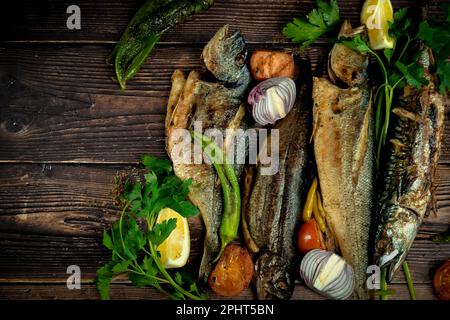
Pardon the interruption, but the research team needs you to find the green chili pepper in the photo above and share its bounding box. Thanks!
[191,131,241,263]
[109,0,214,90]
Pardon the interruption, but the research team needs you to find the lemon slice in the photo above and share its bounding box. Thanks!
[361,0,395,50]
[156,208,190,269]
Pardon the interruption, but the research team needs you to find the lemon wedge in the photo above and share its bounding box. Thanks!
[156,208,190,269]
[361,0,395,50]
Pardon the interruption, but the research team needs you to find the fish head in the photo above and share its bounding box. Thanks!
[201,25,249,89]
[374,205,420,281]
[328,20,369,87]
[255,251,293,300]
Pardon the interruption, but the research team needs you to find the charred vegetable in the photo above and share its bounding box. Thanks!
[109,0,214,90]
[250,50,295,81]
[433,260,450,300]
[208,244,254,297]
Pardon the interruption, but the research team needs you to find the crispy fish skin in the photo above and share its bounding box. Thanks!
[374,47,445,281]
[165,25,250,284]
[243,58,312,300]
[313,21,373,299]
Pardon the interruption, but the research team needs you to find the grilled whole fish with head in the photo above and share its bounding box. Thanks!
[242,57,312,300]
[374,46,445,281]
[312,21,374,300]
[165,25,250,284]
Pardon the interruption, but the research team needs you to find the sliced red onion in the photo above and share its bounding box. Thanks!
[247,77,296,126]
[300,249,355,300]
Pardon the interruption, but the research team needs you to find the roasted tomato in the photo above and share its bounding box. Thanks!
[208,244,254,297]
[433,260,450,300]
[297,219,325,254]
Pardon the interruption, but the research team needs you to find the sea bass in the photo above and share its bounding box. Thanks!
[242,57,312,300]
[374,46,445,281]
[165,25,250,284]
[312,21,374,299]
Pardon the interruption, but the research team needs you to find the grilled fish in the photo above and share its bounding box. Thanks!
[312,21,374,299]
[374,46,445,281]
[165,25,250,284]
[242,58,312,300]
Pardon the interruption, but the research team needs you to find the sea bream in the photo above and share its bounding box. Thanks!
[374,46,445,281]
[165,25,250,284]
[312,20,374,299]
[242,57,312,300]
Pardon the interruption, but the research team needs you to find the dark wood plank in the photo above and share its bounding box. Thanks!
[0,163,449,289]
[1,44,450,163]
[2,0,447,43]
[0,282,440,300]
[0,44,329,163]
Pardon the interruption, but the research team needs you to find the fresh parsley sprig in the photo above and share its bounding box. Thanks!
[283,0,340,49]
[340,8,440,166]
[96,155,205,300]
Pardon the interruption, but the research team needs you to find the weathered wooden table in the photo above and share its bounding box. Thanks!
[0,0,449,300]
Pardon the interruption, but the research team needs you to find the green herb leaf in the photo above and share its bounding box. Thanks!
[384,48,394,63]
[395,61,429,89]
[340,35,372,54]
[175,272,183,286]
[416,4,450,93]
[96,262,115,300]
[102,230,114,250]
[149,218,177,246]
[128,272,157,288]
[283,0,340,49]
[141,155,172,177]
[389,8,412,39]
[112,260,131,273]
[317,0,339,26]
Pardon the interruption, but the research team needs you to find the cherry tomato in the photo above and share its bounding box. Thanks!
[433,260,450,300]
[297,219,325,254]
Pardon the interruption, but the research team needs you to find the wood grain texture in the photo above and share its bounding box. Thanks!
[0,283,440,300]
[2,0,447,43]
[0,44,329,163]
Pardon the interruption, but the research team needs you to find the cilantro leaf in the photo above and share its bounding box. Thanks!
[416,4,450,93]
[96,262,115,300]
[141,155,172,177]
[283,0,340,49]
[383,48,394,63]
[318,0,339,26]
[128,272,157,288]
[395,61,429,89]
[340,35,372,54]
[102,230,114,250]
[123,219,146,259]
[112,260,131,273]
[149,218,177,246]
[388,8,412,39]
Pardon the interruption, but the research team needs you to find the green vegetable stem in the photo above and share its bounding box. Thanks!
[191,131,241,263]
[96,155,206,300]
[109,0,214,90]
